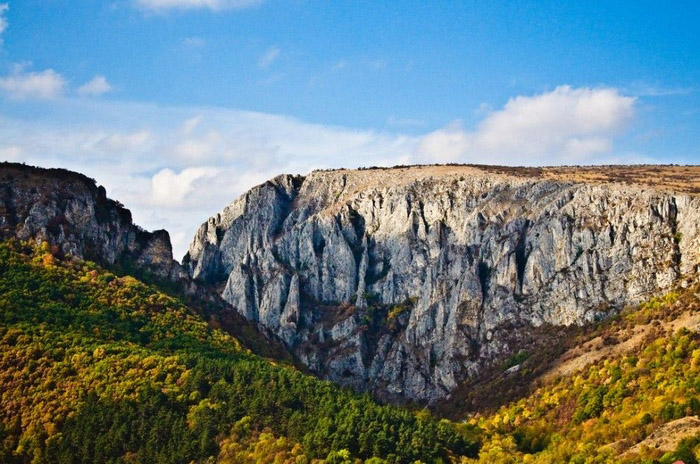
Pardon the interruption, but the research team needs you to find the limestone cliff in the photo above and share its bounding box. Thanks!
[186,165,700,404]
[0,162,182,280]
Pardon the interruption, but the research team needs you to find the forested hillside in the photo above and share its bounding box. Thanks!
[2,239,699,464]
[463,285,700,463]
[0,240,477,463]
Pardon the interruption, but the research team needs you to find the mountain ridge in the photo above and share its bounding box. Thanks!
[3,161,700,462]
[0,161,293,362]
[0,161,182,280]
[185,164,700,404]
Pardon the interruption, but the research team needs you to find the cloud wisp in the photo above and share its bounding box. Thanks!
[78,75,113,97]
[258,46,280,69]
[626,83,694,98]
[136,0,263,12]
[182,36,206,48]
[0,3,8,46]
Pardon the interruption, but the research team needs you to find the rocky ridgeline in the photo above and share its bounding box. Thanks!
[185,165,700,404]
[0,162,182,280]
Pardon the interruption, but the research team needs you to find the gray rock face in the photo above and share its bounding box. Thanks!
[0,163,182,280]
[185,166,700,403]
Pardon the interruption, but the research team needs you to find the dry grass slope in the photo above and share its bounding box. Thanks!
[326,164,700,195]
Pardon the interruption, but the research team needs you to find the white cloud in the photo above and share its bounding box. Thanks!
[151,166,221,206]
[0,86,646,258]
[137,0,263,11]
[0,67,66,100]
[563,137,611,159]
[0,3,8,46]
[258,46,280,69]
[417,85,636,164]
[77,75,112,97]
[0,100,418,257]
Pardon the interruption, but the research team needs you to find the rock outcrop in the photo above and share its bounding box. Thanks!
[0,162,182,280]
[186,165,700,404]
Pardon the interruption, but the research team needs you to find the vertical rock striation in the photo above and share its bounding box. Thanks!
[0,163,182,280]
[186,165,700,403]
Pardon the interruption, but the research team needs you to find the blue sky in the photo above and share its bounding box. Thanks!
[0,1,698,257]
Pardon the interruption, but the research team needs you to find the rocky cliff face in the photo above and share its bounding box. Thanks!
[186,165,700,404]
[0,163,182,280]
